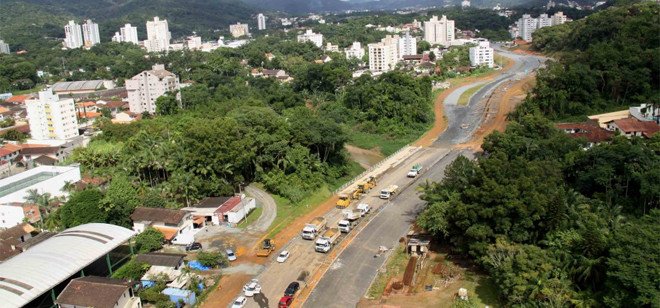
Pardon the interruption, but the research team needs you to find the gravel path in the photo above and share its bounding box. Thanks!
[244,185,277,233]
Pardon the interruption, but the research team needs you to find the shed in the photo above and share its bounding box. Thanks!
[162,287,196,307]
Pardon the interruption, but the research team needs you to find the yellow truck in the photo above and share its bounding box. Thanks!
[256,239,275,257]
[336,194,350,208]
[315,228,340,253]
[357,176,377,194]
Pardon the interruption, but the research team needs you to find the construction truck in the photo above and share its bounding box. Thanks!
[315,228,340,253]
[338,219,353,233]
[336,194,350,208]
[357,203,371,216]
[342,209,361,221]
[380,185,399,199]
[407,164,423,178]
[302,217,327,240]
[357,176,377,194]
[256,239,275,257]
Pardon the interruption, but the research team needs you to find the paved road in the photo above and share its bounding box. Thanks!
[245,185,277,233]
[304,150,472,307]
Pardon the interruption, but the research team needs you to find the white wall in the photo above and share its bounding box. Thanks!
[0,165,81,204]
[0,204,25,229]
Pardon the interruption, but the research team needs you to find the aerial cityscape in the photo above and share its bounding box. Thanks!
[0,0,657,308]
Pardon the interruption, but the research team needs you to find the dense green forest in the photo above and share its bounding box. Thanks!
[523,1,659,120]
[418,2,660,306]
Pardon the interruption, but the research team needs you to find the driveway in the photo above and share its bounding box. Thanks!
[245,185,277,233]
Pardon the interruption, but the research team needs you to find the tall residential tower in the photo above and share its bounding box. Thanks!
[257,14,266,30]
[144,17,171,52]
[25,90,79,141]
[82,19,100,47]
[423,15,455,46]
[63,20,83,49]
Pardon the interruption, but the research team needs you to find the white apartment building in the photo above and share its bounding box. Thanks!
[63,20,83,49]
[126,64,180,114]
[25,90,79,141]
[398,30,417,58]
[257,13,266,30]
[368,43,396,72]
[112,24,139,44]
[325,42,339,52]
[469,39,494,68]
[297,29,323,48]
[381,35,400,65]
[424,15,455,46]
[0,40,9,54]
[230,23,250,38]
[538,14,552,28]
[551,12,568,25]
[345,42,365,60]
[517,14,538,41]
[145,17,171,53]
[186,36,202,50]
[82,19,100,47]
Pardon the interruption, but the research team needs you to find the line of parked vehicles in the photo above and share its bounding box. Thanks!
[301,202,372,254]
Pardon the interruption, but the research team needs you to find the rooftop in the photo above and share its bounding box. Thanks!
[197,196,232,208]
[130,207,187,225]
[0,223,134,308]
[135,252,185,268]
[555,122,615,143]
[607,118,660,137]
[51,80,107,92]
[56,276,136,308]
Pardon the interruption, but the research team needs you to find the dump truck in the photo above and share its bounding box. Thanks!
[357,203,371,216]
[357,176,377,194]
[256,239,275,257]
[315,228,340,253]
[302,217,327,240]
[342,209,361,221]
[407,164,423,178]
[380,185,399,199]
[338,219,352,233]
[336,194,350,208]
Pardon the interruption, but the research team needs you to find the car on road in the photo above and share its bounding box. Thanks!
[243,279,261,296]
[232,296,247,308]
[276,250,290,263]
[284,281,300,297]
[185,242,202,251]
[278,295,293,308]
[226,249,237,261]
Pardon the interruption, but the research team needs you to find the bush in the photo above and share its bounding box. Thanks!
[134,227,165,253]
[112,260,150,280]
[197,251,229,268]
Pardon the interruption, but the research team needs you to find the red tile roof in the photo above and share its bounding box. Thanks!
[608,118,660,137]
[6,95,33,104]
[75,101,96,108]
[555,122,615,143]
[215,197,241,214]
[76,111,102,119]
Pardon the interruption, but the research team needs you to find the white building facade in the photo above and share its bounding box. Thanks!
[517,14,538,41]
[145,17,171,52]
[230,23,250,38]
[64,20,83,49]
[538,14,553,28]
[0,40,9,54]
[257,13,266,30]
[398,30,417,58]
[297,29,323,48]
[0,165,81,206]
[368,43,396,72]
[424,15,455,46]
[551,12,568,25]
[126,64,180,114]
[82,19,100,47]
[25,90,79,141]
[345,42,365,60]
[112,24,139,44]
[469,39,494,68]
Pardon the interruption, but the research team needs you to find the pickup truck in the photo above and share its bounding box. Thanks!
[407,164,422,178]
[338,219,352,233]
[356,203,371,216]
[315,228,340,253]
[380,185,398,199]
[302,217,326,240]
[342,209,361,221]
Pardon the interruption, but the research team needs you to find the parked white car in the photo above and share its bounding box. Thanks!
[277,250,290,263]
[232,296,247,308]
[243,279,262,296]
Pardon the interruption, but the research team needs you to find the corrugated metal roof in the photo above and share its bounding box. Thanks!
[0,223,134,308]
[51,80,106,92]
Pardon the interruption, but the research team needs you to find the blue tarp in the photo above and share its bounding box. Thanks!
[188,261,210,271]
[162,287,196,307]
[141,280,155,288]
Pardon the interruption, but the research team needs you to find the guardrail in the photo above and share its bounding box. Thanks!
[333,143,412,195]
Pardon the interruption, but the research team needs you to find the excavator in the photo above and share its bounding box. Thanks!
[256,239,275,257]
[357,176,377,194]
[350,189,362,200]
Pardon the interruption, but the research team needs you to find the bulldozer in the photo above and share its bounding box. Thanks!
[256,239,275,257]
[357,176,377,194]
[336,194,350,208]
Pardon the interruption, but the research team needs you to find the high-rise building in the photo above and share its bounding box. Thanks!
[145,17,171,53]
[398,30,417,58]
[25,90,79,141]
[380,34,400,63]
[0,40,9,54]
[538,14,552,28]
[368,43,396,72]
[518,14,539,41]
[126,64,180,114]
[111,32,122,42]
[230,23,250,38]
[345,42,365,60]
[469,39,494,68]
[424,15,455,46]
[82,19,100,47]
[257,13,266,30]
[297,29,323,48]
[120,24,139,44]
[551,12,568,26]
[63,20,83,49]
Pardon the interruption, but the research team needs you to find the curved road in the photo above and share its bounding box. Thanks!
[245,185,277,233]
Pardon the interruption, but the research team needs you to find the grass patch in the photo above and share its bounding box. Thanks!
[461,271,500,307]
[13,84,46,95]
[266,185,333,238]
[326,160,365,190]
[494,52,510,68]
[367,243,409,299]
[235,207,263,228]
[457,83,488,106]
[349,126,430,157]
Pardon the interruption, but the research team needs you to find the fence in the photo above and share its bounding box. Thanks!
[333,144,413,195]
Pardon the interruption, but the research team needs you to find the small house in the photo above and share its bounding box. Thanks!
[56,276,141,308]
[130,207,195,245]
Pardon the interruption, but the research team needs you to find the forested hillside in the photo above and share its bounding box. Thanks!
[418,1,660,306]
[524,1,659,120]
